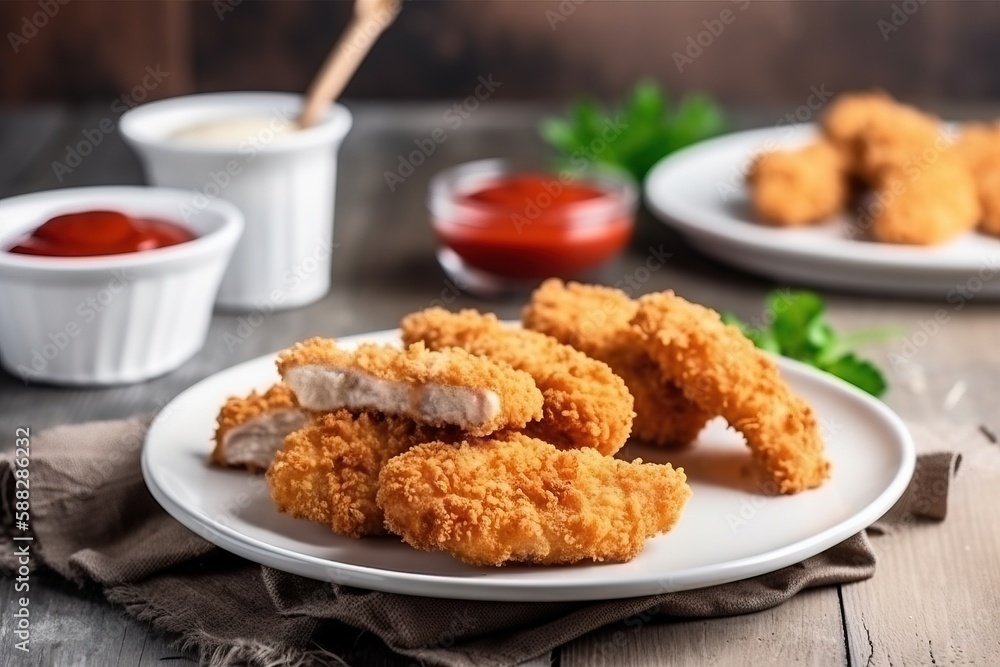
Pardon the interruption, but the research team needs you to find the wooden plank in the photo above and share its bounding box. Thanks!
[560,589,846,667]
[838,306,1000,666]
[117,622,195,666]
[0,1,192,104]
[0,573,195,666]
[519,656,554,667]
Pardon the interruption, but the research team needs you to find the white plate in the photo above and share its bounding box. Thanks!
[143,327,915,602]
[644,124,1000,298]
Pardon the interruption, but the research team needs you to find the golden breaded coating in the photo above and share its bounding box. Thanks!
[869,154,980,245]
[523,279,710,446]
[854,108,941,184]
[377,433,692,566]
[746,140,848,226]
[957,122,1000,237]
[821,92,947,183]
[956,122,1000,175]
[975,169,1000,237]
[821,91,898,155]
[400,308,634,456]
[821,92,932,176]
[266,411,452,538]
[212,384,306,472]
[821,92,978,244]
[276,338,543,436]
[632,292,830,494]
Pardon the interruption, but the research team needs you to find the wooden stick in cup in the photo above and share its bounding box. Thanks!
[298,0,402,129]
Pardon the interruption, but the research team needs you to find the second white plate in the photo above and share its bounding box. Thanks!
[645,124,1000,298]
[143,327,915,601]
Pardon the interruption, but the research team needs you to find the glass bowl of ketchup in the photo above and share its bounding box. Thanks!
[428,159,637,291]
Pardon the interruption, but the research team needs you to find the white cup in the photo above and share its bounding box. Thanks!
[120,92,352,311]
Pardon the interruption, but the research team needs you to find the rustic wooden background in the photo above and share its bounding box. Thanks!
[2,0,1000,106]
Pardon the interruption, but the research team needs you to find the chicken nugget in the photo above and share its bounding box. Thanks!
[957,121,1000,237]
[821,91,898,158]
[377,432,691,566]
[266,411,451,538]
[746,140,848,226]
[868,154,981,245]
[855,110,941,184]
[400,308,634,455]
[821,91,936,177]
[523,279,709,446]
[632,292,829,494]
[211,383,308,472]
[974,169,1000,237]
[277,338,543,436]
[956,122,1000,174]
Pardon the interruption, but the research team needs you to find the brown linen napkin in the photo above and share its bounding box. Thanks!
[0,416,960,667]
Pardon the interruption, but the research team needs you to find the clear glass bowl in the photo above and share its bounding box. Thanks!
[428,159,637,293]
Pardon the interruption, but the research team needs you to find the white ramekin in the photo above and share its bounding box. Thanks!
[0,186,243,385]
[120,92,352,311]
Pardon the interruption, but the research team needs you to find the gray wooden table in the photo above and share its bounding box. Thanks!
[1,103,998,666]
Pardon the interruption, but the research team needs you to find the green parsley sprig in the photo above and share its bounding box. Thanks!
[723,291,896,397]
[540,81,726,183]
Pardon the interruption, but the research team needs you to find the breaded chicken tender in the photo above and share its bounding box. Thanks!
[853,108,941,184]
[821,91,939,180]
[212,384,308,472]
[821,91,898,158]
[822,91,950,175]
[974,169,1000,238]
[956,122,1000,174]
[746,140,848,226]
[957,122,1000,237]
[523,279,710,446]
[266,411,451,537]
[632,292,829,494]
[277,338,543,436]
[821,92,979,244]
[400,308,634,456]
[869,154,981,245]
[377,433,692,566]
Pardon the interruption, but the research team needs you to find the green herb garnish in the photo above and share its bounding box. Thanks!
[540,81,726,182]
[723,290,896,397]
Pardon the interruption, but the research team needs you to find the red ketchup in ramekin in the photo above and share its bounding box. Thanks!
[6,210,195,257]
